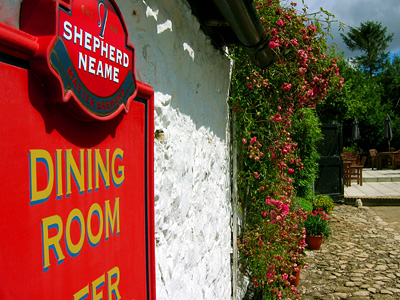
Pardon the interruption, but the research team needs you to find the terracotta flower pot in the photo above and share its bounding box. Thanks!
[291,267,301,287]
[305,235,323,250]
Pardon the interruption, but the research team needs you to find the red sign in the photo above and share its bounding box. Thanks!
[0,1,155,299]
[20,0,138,121]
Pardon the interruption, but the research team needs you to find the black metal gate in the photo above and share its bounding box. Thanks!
[314,124,344,201]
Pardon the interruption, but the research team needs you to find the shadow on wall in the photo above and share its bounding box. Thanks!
[0,0,22,28]
[118,0,232,142]
[27,72,125,148]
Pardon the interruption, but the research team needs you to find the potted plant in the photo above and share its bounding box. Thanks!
[303,209,332,250]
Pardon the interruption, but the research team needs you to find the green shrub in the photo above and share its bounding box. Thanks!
[311,195,334,215]
[294,197,313,212]
[291,108,323,200]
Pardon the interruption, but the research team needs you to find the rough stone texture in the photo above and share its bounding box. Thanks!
[299,205,400,300]
[152,92,232,300]
[116,1,233,299]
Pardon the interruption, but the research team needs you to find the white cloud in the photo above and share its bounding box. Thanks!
[300,0,400,57]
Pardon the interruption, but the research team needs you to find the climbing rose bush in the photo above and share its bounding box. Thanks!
[230,1,342,299]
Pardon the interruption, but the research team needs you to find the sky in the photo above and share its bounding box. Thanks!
[298,0,400,59]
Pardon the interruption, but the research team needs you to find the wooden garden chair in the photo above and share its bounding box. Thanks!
[343,160,352,187]
[350,156,367,186]
[369,149,378,169]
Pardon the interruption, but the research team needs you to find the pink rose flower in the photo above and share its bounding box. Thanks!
[280,83,292,91]
[269,41,279,49]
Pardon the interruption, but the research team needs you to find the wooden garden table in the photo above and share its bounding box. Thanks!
[377,152,397,169]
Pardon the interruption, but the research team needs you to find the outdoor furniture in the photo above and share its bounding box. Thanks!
[350,156,367,186]
[369,149,378,169]
[343,160,352,187]
[342,151,358,165]
[342,150,352,158]
[394,152,400,169]
[377,151,398,170]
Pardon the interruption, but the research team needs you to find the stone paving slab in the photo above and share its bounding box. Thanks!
[345,182,400,198]
[345,169,400,205]
[363,169,400,183]
[299,205,400,300]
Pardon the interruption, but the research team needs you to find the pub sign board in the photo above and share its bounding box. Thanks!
[0,0,155,299]
[20,0,138,121]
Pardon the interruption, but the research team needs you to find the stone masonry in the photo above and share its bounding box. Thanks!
[299,205,400,300]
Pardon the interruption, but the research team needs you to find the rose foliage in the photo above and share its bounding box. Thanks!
[230,1,343,299]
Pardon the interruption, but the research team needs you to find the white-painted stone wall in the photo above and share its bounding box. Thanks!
[117,1,233,299]
[0,0,21,28]
[2,0,233,298]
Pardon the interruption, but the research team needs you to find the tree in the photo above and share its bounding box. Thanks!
[376,56,400,149]
[341,21,394,76]
[378,55,400,108]
[316,55,392,151]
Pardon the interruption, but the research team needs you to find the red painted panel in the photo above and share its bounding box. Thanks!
[0,61,154,299]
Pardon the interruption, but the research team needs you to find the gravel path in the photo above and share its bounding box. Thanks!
[299,205,400,300]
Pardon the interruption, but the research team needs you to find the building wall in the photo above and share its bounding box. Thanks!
[0,0,20,28]
[116,1,233,299]
[1,0,233,298]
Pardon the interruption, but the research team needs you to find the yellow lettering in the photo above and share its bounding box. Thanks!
[111,148,124,187]
[73,284,89,300]
[73,268,119,300]
[56,149,63,199]
[87,149,93,192]
[87,203,104,247]
[105,198,120,240]
[66,149,86,196]
[29,148,124,201]
[41,215,65,271]
[91,274,105,300]
[65,208,85,257]
[107,266,121,300]
[95,149,110,190]
[29,149,54,205]
[41,199,120,271]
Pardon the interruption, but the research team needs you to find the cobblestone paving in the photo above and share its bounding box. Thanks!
[299,205,400,300]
